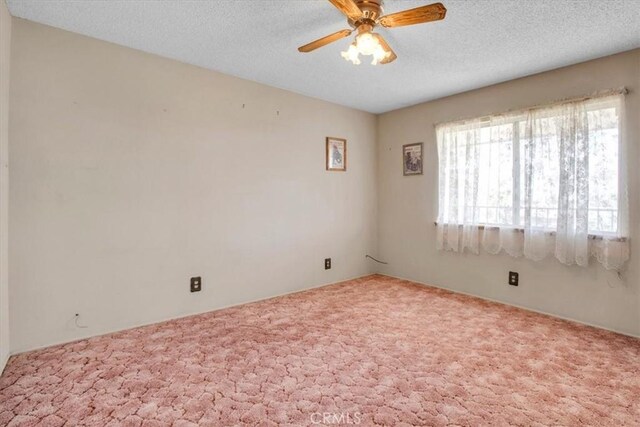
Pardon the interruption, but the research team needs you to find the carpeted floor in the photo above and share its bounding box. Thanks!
[1,275,639,426]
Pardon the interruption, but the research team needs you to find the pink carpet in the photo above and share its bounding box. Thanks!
[1,275,639,426]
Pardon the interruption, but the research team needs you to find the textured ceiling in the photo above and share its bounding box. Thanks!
[6,0,640,113]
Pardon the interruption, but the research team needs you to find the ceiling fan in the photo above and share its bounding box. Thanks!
[298,0,446,65]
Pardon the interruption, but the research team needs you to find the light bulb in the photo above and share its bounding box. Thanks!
[341,43,361,65]
[355,32,379,56]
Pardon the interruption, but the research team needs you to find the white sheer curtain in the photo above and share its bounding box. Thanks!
[436,92,629,270]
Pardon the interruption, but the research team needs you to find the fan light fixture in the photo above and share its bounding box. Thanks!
[341,30,390,65]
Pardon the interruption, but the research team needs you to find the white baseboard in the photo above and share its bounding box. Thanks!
[379,273,640,340]
[0,351,8,375]
[10,273,378,356]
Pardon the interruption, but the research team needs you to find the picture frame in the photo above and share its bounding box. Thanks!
[403,143,423,176]
[326,137,347,171]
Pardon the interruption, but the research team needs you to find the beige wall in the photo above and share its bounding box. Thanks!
[377,49,640,337]
[0,0,11,372]
[9,19,378,353]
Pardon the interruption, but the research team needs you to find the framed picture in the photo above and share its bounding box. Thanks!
[326,137,347,171]
[403,143,423,176]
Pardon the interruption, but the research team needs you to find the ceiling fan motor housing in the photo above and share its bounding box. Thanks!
[348,0,384,28]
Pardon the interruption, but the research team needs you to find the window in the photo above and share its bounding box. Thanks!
[435,92,628,270]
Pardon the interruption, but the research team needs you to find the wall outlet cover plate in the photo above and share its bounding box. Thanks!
[190,276,202,292]
[508,271,519,286]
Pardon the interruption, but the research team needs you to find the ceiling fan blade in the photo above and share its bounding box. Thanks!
[298,29,353,53]
[328,0,363,21]
[379,2,446,28]
[375,34,397,64]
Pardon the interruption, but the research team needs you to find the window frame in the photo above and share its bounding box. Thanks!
[435,94,625,241]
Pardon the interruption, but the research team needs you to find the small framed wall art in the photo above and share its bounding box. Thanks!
[403,143,423,176]
[326,137,347,171]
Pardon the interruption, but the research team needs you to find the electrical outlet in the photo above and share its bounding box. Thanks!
[508,271,519,286]
[324,258,331,270]
[190,276,202,292]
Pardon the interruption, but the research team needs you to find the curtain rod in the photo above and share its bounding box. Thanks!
[433,87,628,128]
